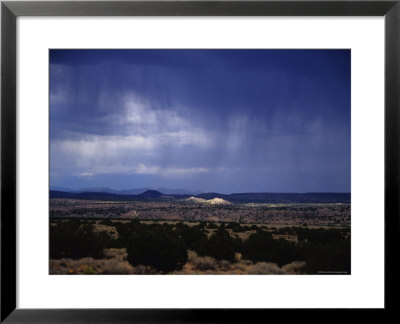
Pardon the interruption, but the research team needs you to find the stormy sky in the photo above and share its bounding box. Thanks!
[50,49,350,194]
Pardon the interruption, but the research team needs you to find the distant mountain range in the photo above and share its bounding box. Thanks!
[49,186,202,196]
[49,189,350,204]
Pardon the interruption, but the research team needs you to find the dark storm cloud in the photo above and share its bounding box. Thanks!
[50,49,350,193]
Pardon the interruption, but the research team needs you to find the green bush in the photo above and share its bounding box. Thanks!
[242,231,298,267]
[50,220,108,259]
[250,225,260,231]
[195,228,239,262]
[241,228,350,272]
[99,219,114,226]
[226,222,248,233]
[296,228,343,243]
[126,226,188,273]
[300,237,351,274]
[114,220,143,247]
[174,223,207,250]
[206,222,218,229]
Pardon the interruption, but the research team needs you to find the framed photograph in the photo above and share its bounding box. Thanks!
[1,0,398,321]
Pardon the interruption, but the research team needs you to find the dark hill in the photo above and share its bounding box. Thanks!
[49,190,137,200]
[222,192,350,204]
[137,190,163,199]
[50,190,350,204]
[196,192,350,203]
[50,189,167,201]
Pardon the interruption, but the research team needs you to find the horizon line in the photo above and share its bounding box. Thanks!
[49,186,351,195]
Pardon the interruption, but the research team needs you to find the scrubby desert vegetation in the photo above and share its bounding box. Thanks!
[50,198,350,226]
[50,218,350,275]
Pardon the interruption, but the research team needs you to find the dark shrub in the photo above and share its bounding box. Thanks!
[242,231,273,262]
[50,220,108,259]
[250,225,259,231]
[99,219,114,226]
[300,236,351,274]
[114,220,143,247]
[126,227,188,273]
[195,222,207,230]
[206,222,218,229]
[226,222,248,233]
[104,237,123,249]
[297,228,343,244]
[195,228,239,262]
[242,231,298,267]
[174,223,207,250]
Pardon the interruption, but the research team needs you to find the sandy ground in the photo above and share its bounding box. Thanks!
[50,249,306,275]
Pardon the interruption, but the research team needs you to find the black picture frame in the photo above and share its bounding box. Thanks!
[1,0,399,321]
